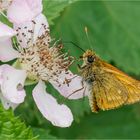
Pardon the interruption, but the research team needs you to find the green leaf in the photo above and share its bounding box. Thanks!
[49,1,140,133]
[0,105,37,139]
[54,106,140,139]
[43,0,76,25]
[33,128,57,139]
[52,1,140,74]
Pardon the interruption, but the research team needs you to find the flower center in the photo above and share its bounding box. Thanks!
[16,22,73,84]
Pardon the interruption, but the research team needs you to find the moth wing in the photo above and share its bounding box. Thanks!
[115,73,140,105]
[89,72,128,112]
[102,61,140,105]
[90,61,140,111]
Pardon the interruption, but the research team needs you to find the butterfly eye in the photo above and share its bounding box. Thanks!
[87,56,94,63]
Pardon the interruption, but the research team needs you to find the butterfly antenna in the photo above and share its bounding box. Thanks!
[63,41,85,52]
[85,27,93,51]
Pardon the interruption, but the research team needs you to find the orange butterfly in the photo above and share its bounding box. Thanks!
[78,50,140,113]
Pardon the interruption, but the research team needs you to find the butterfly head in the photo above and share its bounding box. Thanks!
[81,50,97,64]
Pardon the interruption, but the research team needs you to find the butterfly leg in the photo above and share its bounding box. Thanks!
[83,74,96,85]
[66,79,86,99]
[77,64,87,70]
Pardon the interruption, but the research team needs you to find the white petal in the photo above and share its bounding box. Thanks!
[50,71,89,99]
[33,80,73,127]
[0,21,16,40]
[0,39,20,62]
[14,14,49,48]
[7,0,42,24]
[0,92,18,110]
[0,64,27,104]
[0,22,20,62]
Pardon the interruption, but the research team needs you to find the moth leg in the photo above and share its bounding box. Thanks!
[84,74,95,84]
[77,64,87,70]
[66,80,85,99]
[80,80,87,100]
[77,64,81,69]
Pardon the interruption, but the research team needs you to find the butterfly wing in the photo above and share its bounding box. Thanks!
[89,72,128,112]
[89,61,140,112]
[115,72,140,104]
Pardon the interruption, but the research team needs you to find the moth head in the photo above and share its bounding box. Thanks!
[81,50,96,64]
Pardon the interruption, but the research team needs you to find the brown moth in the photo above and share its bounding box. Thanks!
[78,50,140,112]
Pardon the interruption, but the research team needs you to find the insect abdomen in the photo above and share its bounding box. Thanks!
[88,91,99,113]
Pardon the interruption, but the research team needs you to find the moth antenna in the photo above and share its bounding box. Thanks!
[85,27,94,51]
[63,41,85,52]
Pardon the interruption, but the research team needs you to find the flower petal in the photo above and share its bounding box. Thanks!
[50,71,90,99]
[14,14,49,48]
[7,0,42,24]
[0,22,20,62]
[33,80,73,127]
[0,39,20,62]
[0,64,27,104]
[0,92,18,110]
[0,21,16,40]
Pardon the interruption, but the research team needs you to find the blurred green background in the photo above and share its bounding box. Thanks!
[2,0,140,139]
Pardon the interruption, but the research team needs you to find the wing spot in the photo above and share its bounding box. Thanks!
[118,90,121,94]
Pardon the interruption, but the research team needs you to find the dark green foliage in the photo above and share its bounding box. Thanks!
[33,128,57,139]
[43,0,76,25]
[52,1,140,75]
[49,1,140,138]
[51,105,140,139]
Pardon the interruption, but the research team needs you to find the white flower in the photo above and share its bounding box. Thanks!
[33,80,73,127]
[0,0,42,24]
[0,64,27,110]
[0,1,88,127]
[7,0,43,24]
[0,21,20,61]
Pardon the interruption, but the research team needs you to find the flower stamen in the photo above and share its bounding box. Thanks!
[15,21,74,85]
